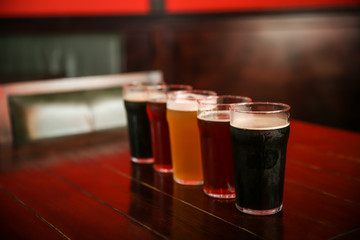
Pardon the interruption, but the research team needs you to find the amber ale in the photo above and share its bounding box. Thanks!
[198,114,235,197]
[147,85,192,172]
[147,100,172,172]
[197,96,251,198]
[230,102,290,215]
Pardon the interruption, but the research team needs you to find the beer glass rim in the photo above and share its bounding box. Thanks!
[230,102,291,114]
[147,84,194,103]
[147,84,193,91]
[167,89,217,99]
[123,81,165,90]
[197,95,252,106]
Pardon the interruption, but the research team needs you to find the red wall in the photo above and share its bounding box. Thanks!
[0,0,359,17]
[0,0,150,17]
[166,0,360,13]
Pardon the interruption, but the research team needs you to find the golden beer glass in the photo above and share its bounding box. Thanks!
[166,90,216,185]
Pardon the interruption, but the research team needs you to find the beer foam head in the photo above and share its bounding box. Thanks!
[123,82,162,102]
[230,102,290,130]
[147,84,193,103]
[147,91,166,103]
[123,91,148,101]
[198,110,230,122]
[167,90,216,111]
[198,95,252,120]
[230,114,289,130]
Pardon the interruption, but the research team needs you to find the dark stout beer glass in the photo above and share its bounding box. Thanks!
[230,102,290,215]
[147,84,193,173]
[123,82,160,163]
[197,96,251,199]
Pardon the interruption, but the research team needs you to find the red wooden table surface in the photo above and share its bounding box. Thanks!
[0,119,359,239]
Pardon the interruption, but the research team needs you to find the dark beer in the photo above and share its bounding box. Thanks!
[124,100,153,163]
[198,112,235,198]
[230,102,290,215]
[230,122,290,213]
[147,100,172,172]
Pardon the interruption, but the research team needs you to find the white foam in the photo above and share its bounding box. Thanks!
[197,110,230,122]
[230,114,289,130]
[147,92,166,103]
[167,99,198,111]
[123,92,148,102]
[167,93,211,111]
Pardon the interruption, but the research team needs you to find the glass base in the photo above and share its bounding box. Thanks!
[174,178,203,186]
[153,165,173,173]
[131,157,154,164]
[236,203,283,216]
[203,189,235,199]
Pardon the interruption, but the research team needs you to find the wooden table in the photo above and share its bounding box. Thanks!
[1,120,359,240]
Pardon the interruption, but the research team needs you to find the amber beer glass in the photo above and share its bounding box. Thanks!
[147,84,193,173]
[230,102,290,215]
[167,90,216,185]
[197,96,251,198]
[123,83,158,163]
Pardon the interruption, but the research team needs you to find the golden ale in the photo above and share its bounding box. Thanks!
[166,90,216,185]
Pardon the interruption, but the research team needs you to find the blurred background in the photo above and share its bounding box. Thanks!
[0,0,359,132]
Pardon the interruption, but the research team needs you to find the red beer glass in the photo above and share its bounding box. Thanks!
[197,95,251,198]
[147,84,193,172]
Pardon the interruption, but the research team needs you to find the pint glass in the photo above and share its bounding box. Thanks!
[167,90,216,185]
[197,95,251,198]
[123,83,159,163]
[230,102,290,215]
[147,84,193,173]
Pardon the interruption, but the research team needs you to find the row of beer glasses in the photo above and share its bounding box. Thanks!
[123,82,290,215]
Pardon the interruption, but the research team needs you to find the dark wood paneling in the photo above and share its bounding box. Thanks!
[151,14,360,132]
[0,11,359,131]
